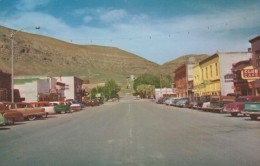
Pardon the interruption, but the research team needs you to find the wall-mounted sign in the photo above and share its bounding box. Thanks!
[241,66,260,80]
[224,73,236,82]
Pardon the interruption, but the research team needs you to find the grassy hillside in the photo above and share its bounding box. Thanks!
[0,26,208,87]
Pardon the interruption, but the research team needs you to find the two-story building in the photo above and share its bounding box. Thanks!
[194,52,251,96]
[249,36,260,95]
[174,63,195,98]
[55,76,83,102]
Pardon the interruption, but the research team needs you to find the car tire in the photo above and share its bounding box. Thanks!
[231,113,238,117]
[250,114,258,120]
[28,115,36,121]
[5,117,14,125]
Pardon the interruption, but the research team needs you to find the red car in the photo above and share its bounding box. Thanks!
[223,96,260,116]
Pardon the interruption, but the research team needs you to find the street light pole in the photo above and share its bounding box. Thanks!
[10,26,40,102]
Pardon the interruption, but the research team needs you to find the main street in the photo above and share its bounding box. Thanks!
[1,94,260,166]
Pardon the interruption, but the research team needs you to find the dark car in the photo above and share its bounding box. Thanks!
[197,95,211,109]
[175,98,190,108]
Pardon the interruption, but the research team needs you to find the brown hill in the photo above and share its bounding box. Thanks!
[160,54,209,76]
[0,25,208,86]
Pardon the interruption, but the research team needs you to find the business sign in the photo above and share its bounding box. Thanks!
[241,66,260,80]
[224,73,236,82]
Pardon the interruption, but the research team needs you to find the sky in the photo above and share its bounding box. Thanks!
[0,0,259,64]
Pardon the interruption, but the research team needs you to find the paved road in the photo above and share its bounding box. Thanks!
[1,94,260,166]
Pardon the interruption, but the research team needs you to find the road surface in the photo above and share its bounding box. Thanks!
[1,94,260,166]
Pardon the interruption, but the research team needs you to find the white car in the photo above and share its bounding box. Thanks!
[29,102,56,115]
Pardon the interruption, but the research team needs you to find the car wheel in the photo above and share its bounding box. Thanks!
[231,113,238,117]
[5,117,14,125]
[28,115,36,121]
[250,114,258,120]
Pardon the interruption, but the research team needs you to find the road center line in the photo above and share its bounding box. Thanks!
[129,128,133,138]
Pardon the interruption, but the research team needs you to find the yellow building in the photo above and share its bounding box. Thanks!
[193,52,251,96]
[198,54,220,96]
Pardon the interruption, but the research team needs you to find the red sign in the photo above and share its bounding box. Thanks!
[242,66,260,79]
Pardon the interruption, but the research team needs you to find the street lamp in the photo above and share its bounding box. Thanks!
[10,26,40,102]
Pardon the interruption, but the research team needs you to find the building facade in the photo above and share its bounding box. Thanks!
[194,52,251,96]
[174,63,195,98]
[0,70,11,101]
[250,36,260,95]
[55,76,83,102]
[14,76,65,102]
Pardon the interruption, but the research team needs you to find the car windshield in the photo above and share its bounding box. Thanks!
[235,98,248,102]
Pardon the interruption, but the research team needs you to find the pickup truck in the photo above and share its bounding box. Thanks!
[208,96,236,112]
[223,96,260,117]
[242,102,260,120]
[0,102,24,125]
[3,102,47,121]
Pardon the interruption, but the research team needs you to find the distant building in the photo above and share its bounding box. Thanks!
[14,76,65,102]
[155,88,176,101]
[55,76,83,102]
[174,63,195,98]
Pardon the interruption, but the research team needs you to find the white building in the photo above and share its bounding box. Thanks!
[54,76,83,102]
[155,88,176,101]
[14,76,65,102]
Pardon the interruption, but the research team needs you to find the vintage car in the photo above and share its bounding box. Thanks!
[3,102,47,121]
[49,101,71,114]
[0,113,4,126]
[0,102,24,125]
[175,98,190,107]
[65,101,82,111]
[208,96,236,112]
[84,100,99,107]
[197,95,211,110]
[242,101,260,120]
[29,101,56,115]
[223,96,260,117]
[170,98,181,106]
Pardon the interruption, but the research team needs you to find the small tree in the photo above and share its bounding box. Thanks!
[101,79,121,100]
[136,84,155,98]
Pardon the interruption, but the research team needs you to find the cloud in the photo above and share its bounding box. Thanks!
[1,3,259,64]
[83,16,93,23]
[16,0,50,11]
[99,9,128,23]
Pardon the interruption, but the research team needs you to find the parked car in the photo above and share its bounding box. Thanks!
[156,97,168,104]
[0,102,24,125]
[197,95,211,109]
[0,113,5,126]
[170,98,181,106]
[84,100,99,107]
[65,100,82,111]
[242,101,260,120]
[223,96,260,117]
[164,98,176,106]
[49,101,71,114]
[3,102,47,121]
[29,101,56,115]
[175,98,190,107]
[209,96,236,112]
